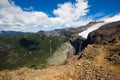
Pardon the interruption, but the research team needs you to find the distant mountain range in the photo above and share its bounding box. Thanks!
[64,21,104,38]
[0,30,31,36]
[38,29,66,36]
[0,21,104,37]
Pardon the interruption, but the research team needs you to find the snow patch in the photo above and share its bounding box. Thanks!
[78,22,107,39]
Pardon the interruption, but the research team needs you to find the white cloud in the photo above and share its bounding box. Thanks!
[0,0,51,32]
[53,0,88,21]
[0,0,91,32]
[52,0,90,27]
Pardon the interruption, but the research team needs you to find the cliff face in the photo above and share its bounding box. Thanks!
[47,42,74,66]
[87,21,120,44]
[0,21,120,80]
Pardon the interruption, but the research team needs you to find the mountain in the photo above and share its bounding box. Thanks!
[0,30,31,36]
[87,21,120,44]
[0,21,103,70]
[37,21,104,37]
[65,21,104,38]
[0,21,103,37]
[38,29,66,36]
[65,21,105,54]
[78,22,106,39]
[0,21,120,80]
[0,33,68,70]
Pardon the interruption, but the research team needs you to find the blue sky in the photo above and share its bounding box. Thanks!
[13,0,76,16]
[0,0,120,32]
[13,0,120,18]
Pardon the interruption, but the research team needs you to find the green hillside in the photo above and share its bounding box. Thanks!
[0,33,68,70]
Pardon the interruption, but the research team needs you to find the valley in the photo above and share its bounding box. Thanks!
[0,33,68,70]
[0,21,120,80]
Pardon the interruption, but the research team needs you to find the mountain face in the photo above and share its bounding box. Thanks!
[38,29,66,36]
[65,21,105,55]
[65,21,104,39]
[78,22,106,39]
[87,21,120,44]
[47,42,74,66]
[0,33,68,70]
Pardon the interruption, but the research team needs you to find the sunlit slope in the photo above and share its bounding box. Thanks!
[0,33,68,70]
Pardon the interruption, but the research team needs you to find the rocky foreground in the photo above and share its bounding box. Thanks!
[0,21,120,80]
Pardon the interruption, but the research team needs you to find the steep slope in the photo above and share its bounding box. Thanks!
[78,22,106,39]
[0,33,68,70]
[0,21,120,80]
[47,42,74,66]
[87,21,120,44]
[65,21,103,38]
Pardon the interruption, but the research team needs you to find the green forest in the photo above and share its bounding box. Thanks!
[0,33,68,70]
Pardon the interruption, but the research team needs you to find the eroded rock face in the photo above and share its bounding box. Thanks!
[70,38,87,54]
[47,42,74,66]
[87,21,120,44]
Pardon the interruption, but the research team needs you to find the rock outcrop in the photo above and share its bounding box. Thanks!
[47,42,74,66]
[87,21,120,44]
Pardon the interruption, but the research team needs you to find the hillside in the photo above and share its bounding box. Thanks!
[0,21,120,80]
[0,33,68,70]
